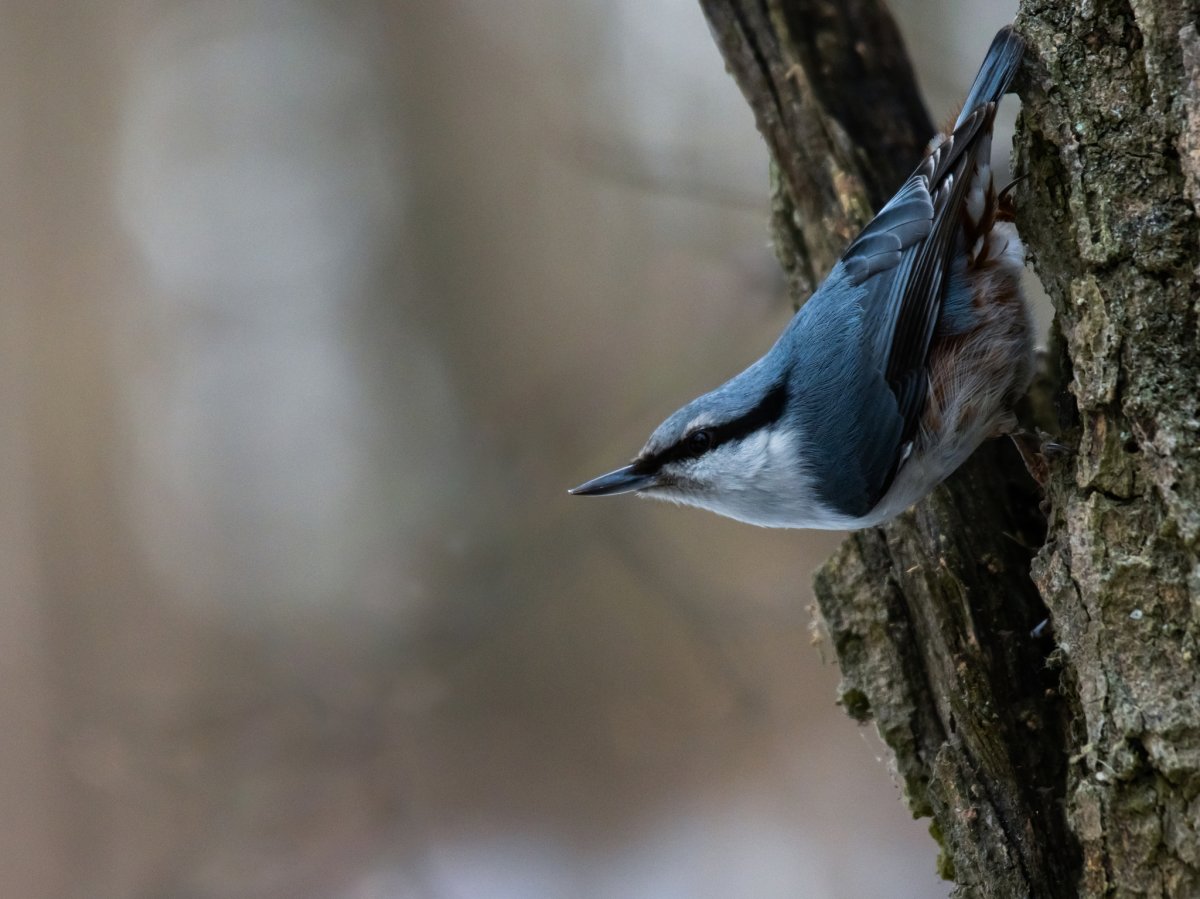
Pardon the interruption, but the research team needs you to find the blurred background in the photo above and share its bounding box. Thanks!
[1,1,1023,896]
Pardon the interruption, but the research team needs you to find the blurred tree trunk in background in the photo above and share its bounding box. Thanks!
[700,0,1200,897]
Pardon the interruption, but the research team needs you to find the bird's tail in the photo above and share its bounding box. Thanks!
[954,26,1025,129]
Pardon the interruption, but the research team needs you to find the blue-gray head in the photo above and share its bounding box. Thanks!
[569,353,826,527]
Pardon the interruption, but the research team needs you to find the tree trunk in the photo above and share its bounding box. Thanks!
[699,1,1200,896]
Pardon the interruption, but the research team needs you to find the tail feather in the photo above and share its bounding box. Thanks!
[954,26,1025,130]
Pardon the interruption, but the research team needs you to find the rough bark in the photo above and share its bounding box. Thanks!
[1016,4,1200,896]
[699,1,1200,896]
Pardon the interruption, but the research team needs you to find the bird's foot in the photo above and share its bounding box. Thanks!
[996,173,1029,221]
[1009,429,1072,488]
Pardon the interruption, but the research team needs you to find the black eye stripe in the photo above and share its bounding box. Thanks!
[634,381,789,472]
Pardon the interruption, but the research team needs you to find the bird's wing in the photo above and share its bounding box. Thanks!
[795,28,1024,518]
[837,105,995,506]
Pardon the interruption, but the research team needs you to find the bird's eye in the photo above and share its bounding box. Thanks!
[685,429,713,454]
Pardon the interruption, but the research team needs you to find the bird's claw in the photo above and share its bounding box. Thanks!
[1009,429,1071,488]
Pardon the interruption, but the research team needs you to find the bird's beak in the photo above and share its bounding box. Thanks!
[568,464,656,497]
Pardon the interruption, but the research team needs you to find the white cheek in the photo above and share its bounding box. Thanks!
[678,448,732,484]
[731,430,774,478]
[694,428,795,489]
[765,428,794,462]
[754,429,803,496]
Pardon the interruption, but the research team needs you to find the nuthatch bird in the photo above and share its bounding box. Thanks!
[570,26,1033,529]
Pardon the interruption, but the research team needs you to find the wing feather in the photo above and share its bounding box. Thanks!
[835,105,996,508]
